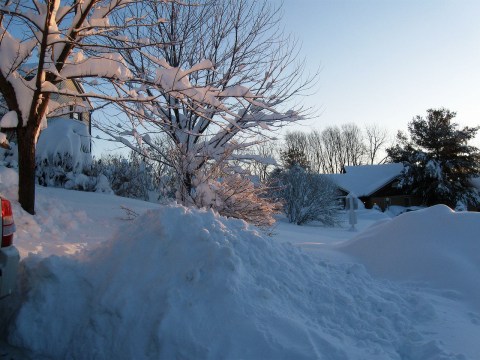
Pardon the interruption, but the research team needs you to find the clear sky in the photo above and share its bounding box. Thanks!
[281,0,480,146]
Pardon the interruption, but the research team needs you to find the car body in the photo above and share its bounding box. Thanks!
[0,197,19,298]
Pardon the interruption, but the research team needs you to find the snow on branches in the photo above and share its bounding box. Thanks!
[0,0,175,213]
[0,0,314,221]
[95,0,314,220]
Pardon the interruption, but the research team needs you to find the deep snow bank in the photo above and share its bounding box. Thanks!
[340,205,480,309]
[7,206,463,359]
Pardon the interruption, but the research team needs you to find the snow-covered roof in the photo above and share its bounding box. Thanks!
[326,163,404,197]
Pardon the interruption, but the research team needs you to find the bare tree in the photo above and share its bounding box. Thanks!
[98,0,316,211]
[0,0,170,214]
[365,124,389,164]
[320,126,344,173]
[281,126,368,174]
[242,139,278,183]
[341,123,366,167]
[306,130,325,173]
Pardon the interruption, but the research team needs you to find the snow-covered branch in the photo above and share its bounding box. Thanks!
[0,0,188,214]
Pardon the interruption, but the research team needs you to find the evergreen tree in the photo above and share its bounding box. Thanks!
[387,108,480,208]
[280,146,310,170]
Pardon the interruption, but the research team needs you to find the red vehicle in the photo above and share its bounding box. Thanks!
[0,198,18,298]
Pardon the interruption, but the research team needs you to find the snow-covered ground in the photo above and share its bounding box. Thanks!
[1,166,479,359]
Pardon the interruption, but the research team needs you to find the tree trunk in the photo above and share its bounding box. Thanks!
[17,126,37,215]
[184,172,193,203]
[177,172,194,206]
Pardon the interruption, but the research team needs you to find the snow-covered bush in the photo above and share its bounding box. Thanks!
[274,165,342,226]
[35,119,99,191]
[192,170,280,227]
[454,201,467,212]
[92,153,158,201]
[0,141,18,168]
[2,119,98,190]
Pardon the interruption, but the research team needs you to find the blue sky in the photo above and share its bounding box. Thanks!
[92,0,480,155]
[281,0,480,145]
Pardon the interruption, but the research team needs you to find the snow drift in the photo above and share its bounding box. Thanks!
[8,205,463,359]
[340,205,480,309]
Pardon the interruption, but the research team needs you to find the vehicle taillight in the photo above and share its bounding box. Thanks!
[1,198,15,247]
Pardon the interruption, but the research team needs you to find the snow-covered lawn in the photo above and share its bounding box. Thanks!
[1,166,479,359]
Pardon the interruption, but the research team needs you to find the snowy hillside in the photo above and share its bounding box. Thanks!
[1,167,479,359]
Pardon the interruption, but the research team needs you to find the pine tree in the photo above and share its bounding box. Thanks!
[387,108,480,208]
[280,146,310,170]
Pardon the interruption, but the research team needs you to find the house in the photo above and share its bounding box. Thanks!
[49,79,92,134]
[0,79,92,151]
[326,163,422,211]
[1,78,93,176]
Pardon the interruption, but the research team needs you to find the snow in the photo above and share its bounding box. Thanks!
[327,163,404,196]
[36,118,92,174]
[0,166,479,359]
[151,59,231,111]
[340,205,480,310]
[219,84,256,98]
[61,54,132,81]
[41,81,59,93]
[0,29,36,75]
[6,76,35,126]
[470,176,480,191]
[0,111,19,128]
